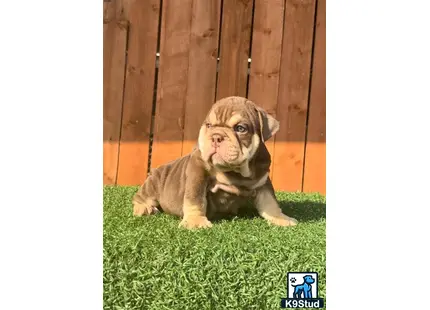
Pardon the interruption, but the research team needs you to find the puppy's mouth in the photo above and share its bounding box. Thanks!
[199,129,245,169]
[207,147,244,169]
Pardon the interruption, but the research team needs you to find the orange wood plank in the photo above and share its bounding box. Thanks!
[247,0,285,180]
[303,0,326,194]
[116,0,161,185]
[182,0,222,155]
[271,0,317,191]
[216,0,254,100]
[151,0,194,169]
[103,0,128,185]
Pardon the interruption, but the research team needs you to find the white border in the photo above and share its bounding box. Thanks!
[1,0,430,309]
[328,0,430,309]
[0,1,102,309]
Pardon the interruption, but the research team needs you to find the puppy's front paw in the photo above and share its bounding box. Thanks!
[179,216,213,229]
[268,215,298,227]
[133,203,159,216]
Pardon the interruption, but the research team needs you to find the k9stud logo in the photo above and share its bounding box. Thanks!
[280,272,324,308]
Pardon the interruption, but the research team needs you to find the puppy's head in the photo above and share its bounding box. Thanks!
[198,96,279,176]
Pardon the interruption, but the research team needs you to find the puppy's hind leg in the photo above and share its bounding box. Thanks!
[132,177,160,216]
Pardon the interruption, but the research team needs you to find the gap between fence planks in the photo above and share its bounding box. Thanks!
[248,0,285,180]
[116,0,161,185]
[303,0,326,194]
[271,0,317,192]
[150,0,194,169]
[216,0,254,100]
[103,0,128,184]
[182,0,222,156]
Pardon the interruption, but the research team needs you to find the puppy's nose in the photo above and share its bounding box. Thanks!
[211,134,224,147]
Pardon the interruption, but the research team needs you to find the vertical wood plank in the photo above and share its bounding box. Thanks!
[116,0,161,185]
[247,0,285,180]
[103,0,128,184]
[151,0,194,168]
[271,0,316,191]
[303,0,326,194]
[182,0,222,155]
[216,0,254,100]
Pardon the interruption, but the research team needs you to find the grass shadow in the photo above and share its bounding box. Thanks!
[278,201,326,222]
[218,198,326,223]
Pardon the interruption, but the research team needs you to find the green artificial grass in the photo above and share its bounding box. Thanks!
[103,186,326,310]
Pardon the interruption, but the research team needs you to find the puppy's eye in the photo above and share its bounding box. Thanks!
[234,125,247,133]
[206,123,212,128]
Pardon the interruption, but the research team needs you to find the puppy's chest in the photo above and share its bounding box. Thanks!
[204,171,266,219]
[206,189,249,219]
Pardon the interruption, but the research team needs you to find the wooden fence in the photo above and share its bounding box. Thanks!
[103,0,326,194]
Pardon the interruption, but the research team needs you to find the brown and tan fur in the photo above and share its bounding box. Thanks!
[133,96,298,229]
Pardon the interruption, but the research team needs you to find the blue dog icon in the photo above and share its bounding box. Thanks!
[292,275,315,298]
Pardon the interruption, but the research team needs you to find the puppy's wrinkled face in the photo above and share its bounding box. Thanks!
[198,97,279,174]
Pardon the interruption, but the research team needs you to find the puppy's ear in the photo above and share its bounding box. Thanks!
[257,108,280,142]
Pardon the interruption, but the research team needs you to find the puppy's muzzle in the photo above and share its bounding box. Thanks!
[209,131,240,164]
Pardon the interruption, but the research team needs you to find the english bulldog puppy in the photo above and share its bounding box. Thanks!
[132,96,298,229]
